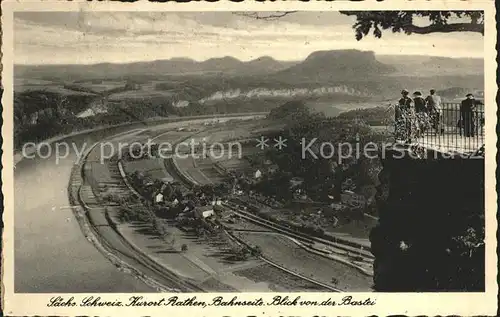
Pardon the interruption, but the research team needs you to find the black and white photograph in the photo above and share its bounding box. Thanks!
[2,1,497,316]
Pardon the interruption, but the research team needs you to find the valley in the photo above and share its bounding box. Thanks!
[14,49,484,151]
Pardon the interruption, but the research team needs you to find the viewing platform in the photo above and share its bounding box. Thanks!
[372,101,485,291]
[391,102,485,156]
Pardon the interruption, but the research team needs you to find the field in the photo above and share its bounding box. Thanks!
[222,218,274,232]
[234,263,328,291]
[15,84,98,96]
[322,214,377,240]
[234,231,373,291]
[86,162,114,183]
[193,156,226,183]
[174,156,214,185]
[151,130,197,144]
[74,81,126,93]
[122,158,173,182]
[118,220,290,291]
[14,78,60,87]
[108,90,176,100]
[117,222,213,281]
[140,80,185,92]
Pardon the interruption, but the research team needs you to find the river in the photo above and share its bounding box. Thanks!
[14,130,155,292]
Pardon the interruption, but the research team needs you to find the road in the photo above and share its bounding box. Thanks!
[14,114,261,292]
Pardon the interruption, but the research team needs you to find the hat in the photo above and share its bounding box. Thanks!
[401,89,409,94]
[466,93,474,97]
[413,91,422,96]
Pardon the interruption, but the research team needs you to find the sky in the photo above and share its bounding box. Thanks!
[14,11,485,65]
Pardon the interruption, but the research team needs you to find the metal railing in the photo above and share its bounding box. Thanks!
[393,102,485,154]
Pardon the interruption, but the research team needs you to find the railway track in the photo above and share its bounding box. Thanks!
[70,131,206,293]
[162,154,350,291]
[160,128,374,261]
[80,122,368,292]
[222,228,342,292]
[225,201,373,260]
[79,183,206,292]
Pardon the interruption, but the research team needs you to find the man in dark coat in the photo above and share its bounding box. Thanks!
[413,91,427,113]
[413,91,429,136]
[395,89,413,141]
[398,89,412,109]
[460,93,482,137]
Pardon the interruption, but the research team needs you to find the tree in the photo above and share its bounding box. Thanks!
[235,11,484,38]
[251,245,263,257]
[340,11,484,40]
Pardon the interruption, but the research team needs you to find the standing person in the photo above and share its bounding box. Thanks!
[413,91,426,113]
[398,89,412,110]
[460,93,482,137]
[413,91,428,136]
[395,89,413,141]
[426,89,444,135]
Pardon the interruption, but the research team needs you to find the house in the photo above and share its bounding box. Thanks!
[194,206,215,219]
[155,193,164,203]
[254,169,262,179]
[340,190,366,207]
[211,199,222,206]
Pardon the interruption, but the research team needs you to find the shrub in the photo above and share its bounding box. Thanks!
[250,245,262,257]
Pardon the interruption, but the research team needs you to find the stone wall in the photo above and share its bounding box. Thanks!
[371,144,485,291]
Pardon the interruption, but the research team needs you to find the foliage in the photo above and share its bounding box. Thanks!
[230,245,251,261]
[117,202,154,223]
[394,105,433,144]
[250,245,263,257]
[337,106,394,126]
[340,11,484,40]
[13,90,96,148]
[268,100,316,122]
[256,101,386,203]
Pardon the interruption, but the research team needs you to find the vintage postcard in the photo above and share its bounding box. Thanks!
[1,0,497,316]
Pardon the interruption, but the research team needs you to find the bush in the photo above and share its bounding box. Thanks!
[250,245,262,257]
[181,244,188,252]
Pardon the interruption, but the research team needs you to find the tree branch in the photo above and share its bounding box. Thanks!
[404,22,484,35]
[233,11,298,21]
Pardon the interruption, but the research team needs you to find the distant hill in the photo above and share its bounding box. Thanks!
[272,50,396,82]
[246,56,297,73]
[15,56,296,81]
[376,55,483,76]
[16,50,483,86]
[15,50,483,105]
[437,87,484,101]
